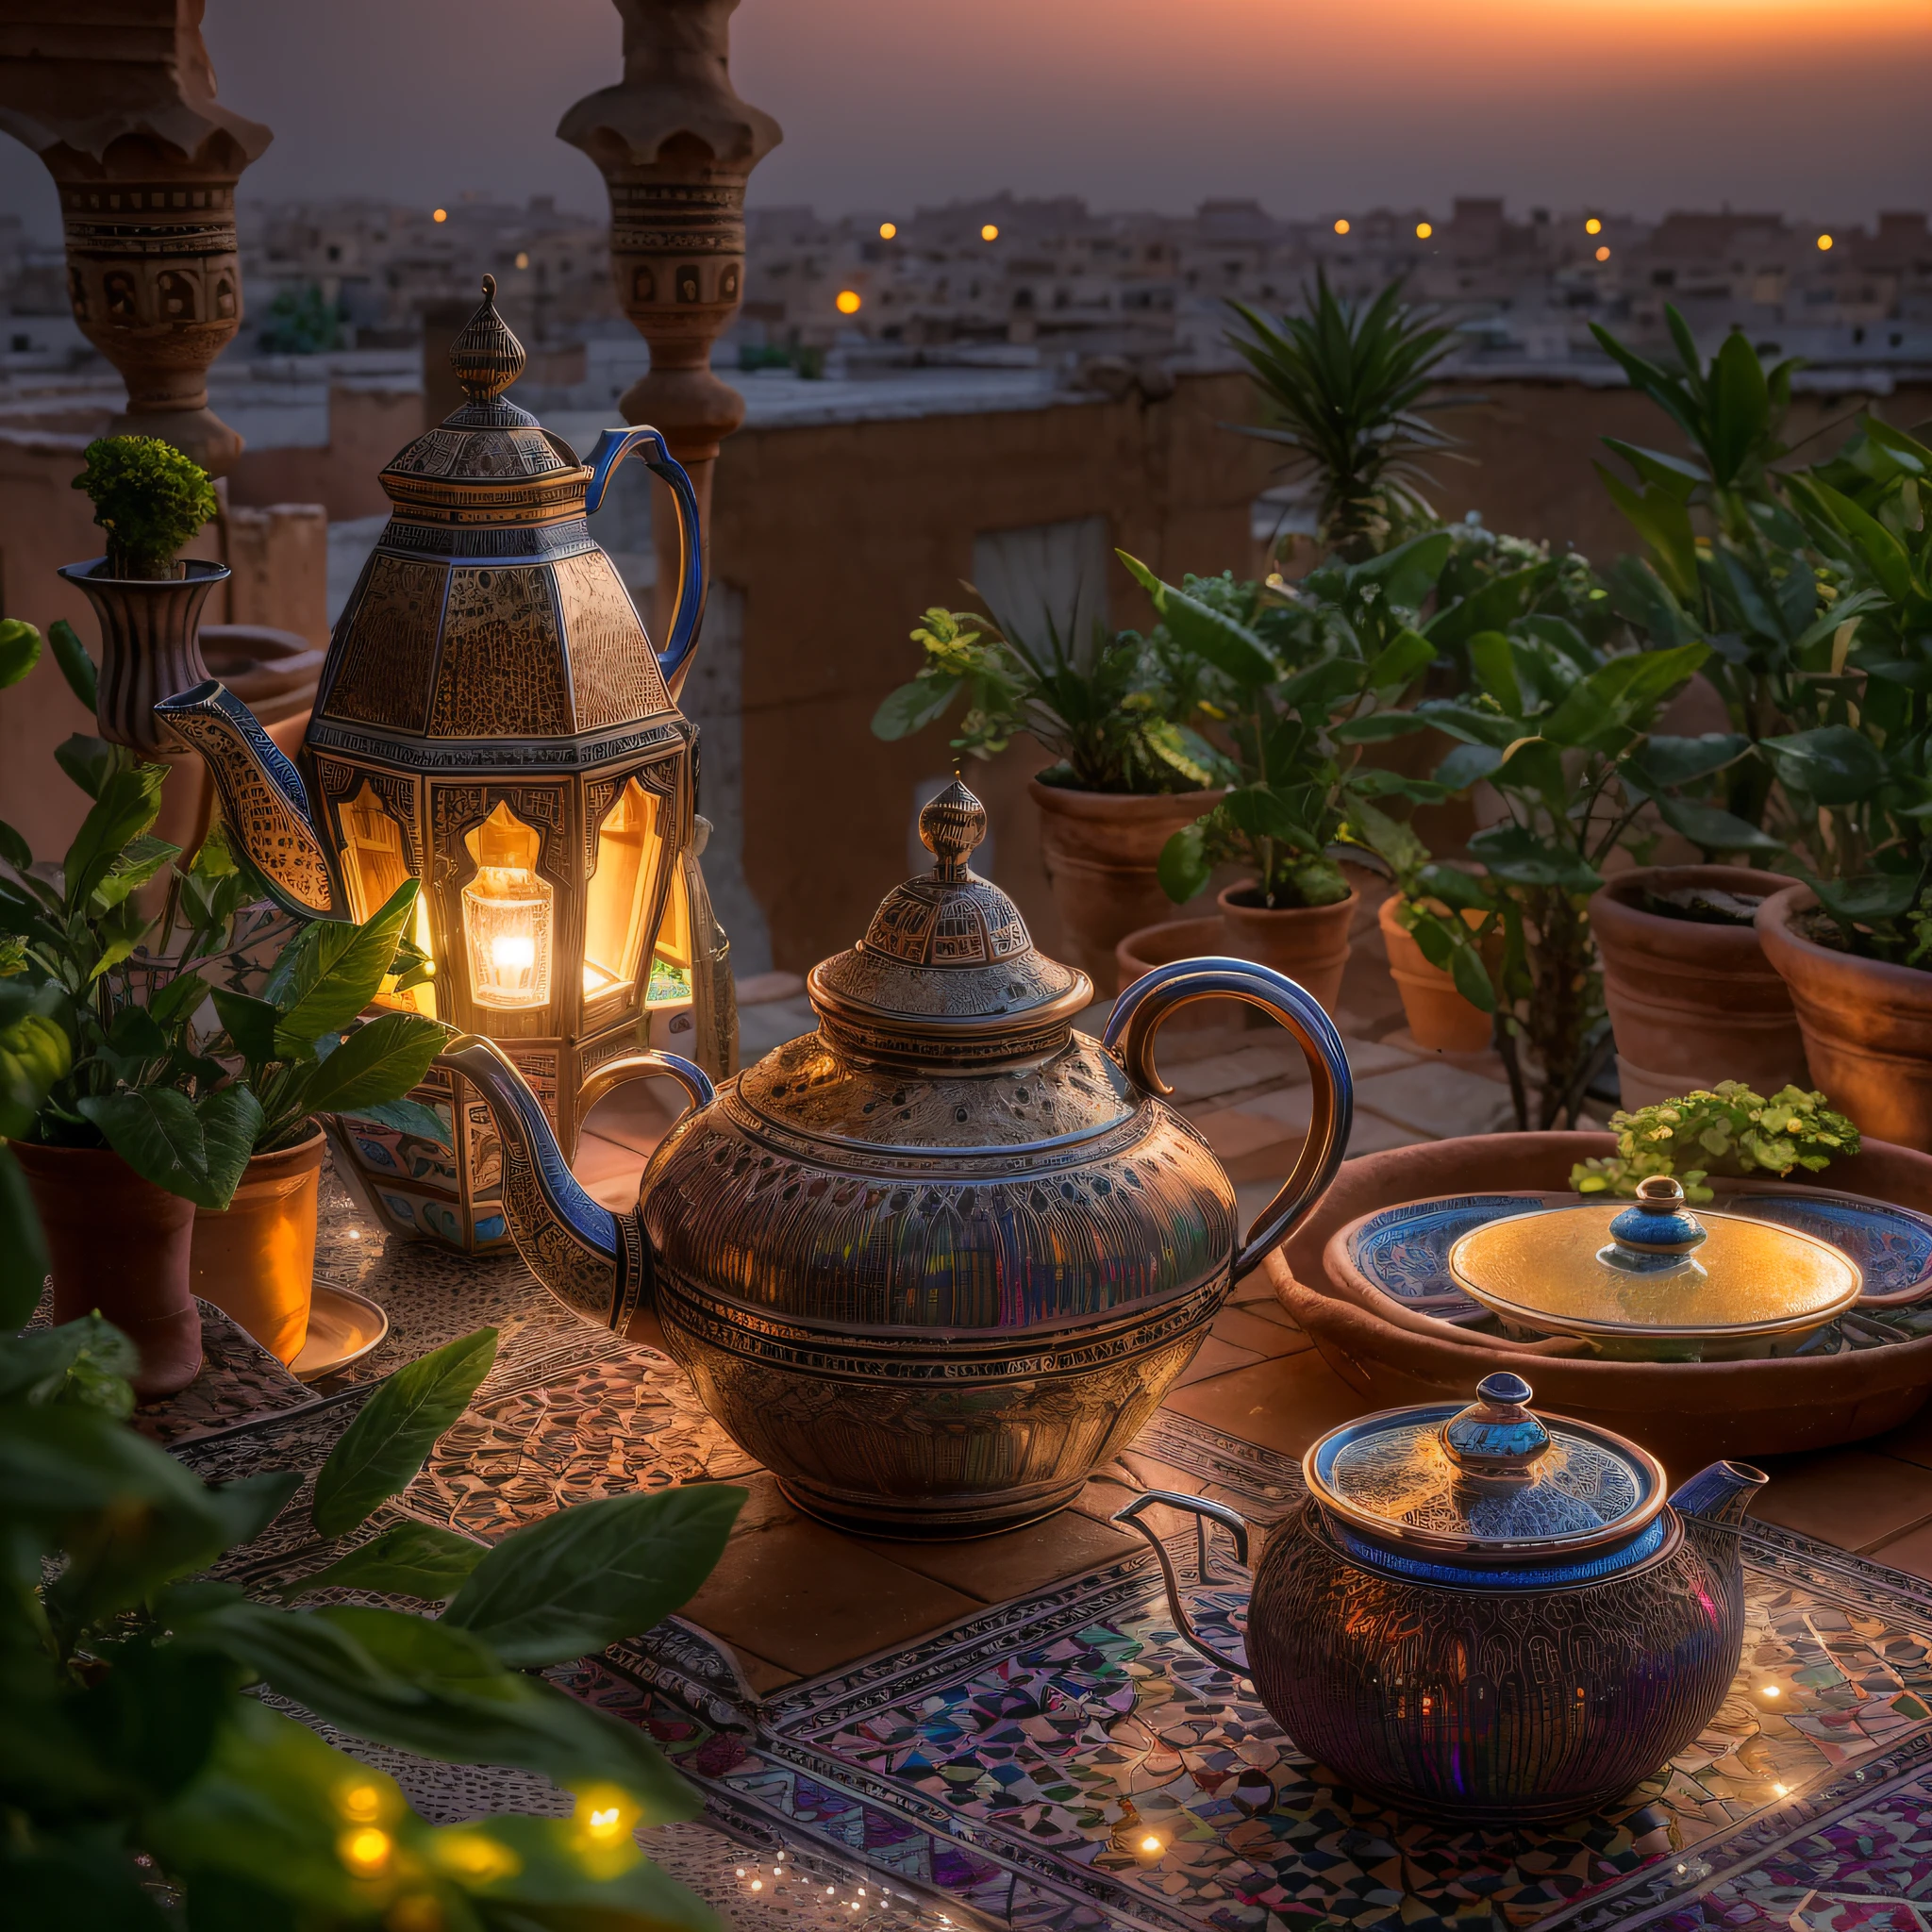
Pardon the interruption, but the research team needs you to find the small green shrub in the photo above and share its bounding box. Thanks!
[73,435,217,579]
[1570,1081,1859,1201]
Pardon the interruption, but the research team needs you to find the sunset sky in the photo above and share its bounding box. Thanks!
[1,0,1925,234]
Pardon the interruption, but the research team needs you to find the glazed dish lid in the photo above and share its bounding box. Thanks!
[1447,1175,1863,1344]
[1305,1372,1668,1558]
[807,779,1093,1070]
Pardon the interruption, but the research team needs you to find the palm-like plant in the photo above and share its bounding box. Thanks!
[1228,273,1466,563]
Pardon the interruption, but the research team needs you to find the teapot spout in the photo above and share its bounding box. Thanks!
[437,1035,642,1331]
[153,679,341,918]
[1670,1459,1770,1531]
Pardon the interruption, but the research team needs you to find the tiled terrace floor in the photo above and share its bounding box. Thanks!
[566,883,1932,1692]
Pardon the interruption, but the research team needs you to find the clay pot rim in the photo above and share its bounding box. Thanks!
[1027,773,1224,816]
[1758,882,1932,999]
[238,1123,328,1178]
[1219,880,1360,917]
[59,555,233,589]
[1595,862,1795,931]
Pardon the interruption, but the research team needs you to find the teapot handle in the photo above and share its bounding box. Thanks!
[577,1049,716,1122]
[1106,958,1353,1280]
[583,425,707,690]
[1112,1491,1252,1677]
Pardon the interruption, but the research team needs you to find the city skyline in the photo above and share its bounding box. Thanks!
[0,0,1924,242]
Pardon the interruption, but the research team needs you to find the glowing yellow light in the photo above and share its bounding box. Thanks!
[461,803,553,1010]
[341,1827,392,1875]
[836,289,862,315]
[1141,1835,1162,1852]
[1415,221,1433,240]
[432,208,448,224]
[1762,1684,1781,1697]
[1774,1782,1790,1796]
[588,1807,621,1831]
[339,1781,384,1823]
[573,1788,637,1847]
[980,223,999,242]
[1333,218,1350,235]
[515,251,529,269]
[879,221,897,239]
[751,1881,764,1891]
[1818,233,1834,250]
[434,1833,521,1883]
[1596,245,1611,261]
[1586,217,1602,235]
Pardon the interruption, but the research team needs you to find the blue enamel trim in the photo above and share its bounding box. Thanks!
[1327,1512,1671,1589]
[583,426,706,686]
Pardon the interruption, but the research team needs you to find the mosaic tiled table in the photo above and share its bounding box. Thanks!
[152,1166,1932,1932]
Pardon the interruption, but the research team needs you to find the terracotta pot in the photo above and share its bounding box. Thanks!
[1376,895,1495,1054]
[1757,884,1932,1152]
[1267,1128,1932,1465]
[1116,914,1255,1033]
[13,1141,201,1399]
[1216,882,1356,1019]
[190,1127,325,1364]
[1027,776,1223,989]
[1592,864,1807,1108]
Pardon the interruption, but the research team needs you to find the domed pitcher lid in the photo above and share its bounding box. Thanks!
[1305,1372,1668,1560]
[807,779,1093,1070]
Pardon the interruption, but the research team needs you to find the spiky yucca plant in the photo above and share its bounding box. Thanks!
[1228,274,1465,563]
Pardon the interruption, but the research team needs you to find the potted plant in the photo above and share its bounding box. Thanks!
[58,435,225,758]
[871,601,1226,985]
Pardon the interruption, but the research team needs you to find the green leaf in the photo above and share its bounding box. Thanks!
[1423,562,1545,651]
[47,618,97,711]
[279,1519,488,1604]
[0,816,30,873]
[1815,872,1922,925]
[1800,475,1921,606]
[74,1084,262,1210]
[1363,627,1437,691]
[1538,642,1706,749]
[341,1095,452,1144]
[0,617,42,689]
[1628,732,1753,789]
[870,675,961,741]
[1596,463,1699,601]
[1467,630,1523,714]
[177,1597,698,1819]
[1760,725,1888,806]
[1118,551,1278,686]
[1450,941,1497,1013]
[0,1147,50,1329]
[61,762,167,910]
[92,831,179,910]
[1350,529,1453,611]
[296,1010,449,1117]
[210,988,282,1070]
[1329,708,1430,743]
[1432,741,1504,791]
[1653,795,1785,856]
[445,1484,745,1667]
[1158,822,1213,905]
[53,731,136,802]
[1707,329,1772,489]
[310,1327,499,1537]
[265,880,417,1050]
[149,968,213,1029]
[0,981,70,1141]
[0,1312,138,1408]
[1466,823,1602,892]
[1222,785,1321,852]
[1341,796,1428,880]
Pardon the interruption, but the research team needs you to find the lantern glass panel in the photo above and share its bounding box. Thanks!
[461,801,554,1011]
[341,780,436,1018]
[583,776,671,1003]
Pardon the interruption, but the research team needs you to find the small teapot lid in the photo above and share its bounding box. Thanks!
[807,779,1092,1069]
[1305,1372,1668,1558]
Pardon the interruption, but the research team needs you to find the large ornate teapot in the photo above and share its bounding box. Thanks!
[442,778,1356,1537]
[1117,1372,1768,1823]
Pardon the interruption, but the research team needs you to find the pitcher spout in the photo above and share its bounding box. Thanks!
[1670,1459,1770,1531]
[154,678,341,918]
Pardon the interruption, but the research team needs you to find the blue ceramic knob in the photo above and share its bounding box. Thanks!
[1601,1174,1707,1274]
[1441,1371,1551,1478]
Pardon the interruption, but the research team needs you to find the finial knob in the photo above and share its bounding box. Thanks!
[919,777,987,880]
[448,275,527,404]
[1601,1174,1707,1274]
[1442,1372,1550,1482]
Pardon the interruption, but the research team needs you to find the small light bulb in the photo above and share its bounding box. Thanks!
[736,1870,745,1878]
[879,221,897,239]
[1415,221,1432,240]
[433,208,448,224]
[1333,218,1350,235]
[1585,217,1602,235]
[491,933,536,972]
[1762,1684,1781,1698]
[836,289,862,314]
[980,223,999,242]
[1141,1835,1162,1853]
[1596,245,1611,261]
[751,1880,763,1891]
[1818,234,1834,251]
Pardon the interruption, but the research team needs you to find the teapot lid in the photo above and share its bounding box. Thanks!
[1447,1176,1862,1347]
[807,779,1092,1070]
[1305,1372,1668,1560]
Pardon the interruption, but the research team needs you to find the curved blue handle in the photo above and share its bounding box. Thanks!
[584,425,706,688]
[1106,957,1354,1279]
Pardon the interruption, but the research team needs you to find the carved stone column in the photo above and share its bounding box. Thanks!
[0,3,271,476]
[558,0,780,655]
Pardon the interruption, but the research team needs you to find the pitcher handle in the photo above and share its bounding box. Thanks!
[577,1049,716,1123]
[1105,958,1353,1279]
[583,425,707,689]
[1112,1491,1252,1677]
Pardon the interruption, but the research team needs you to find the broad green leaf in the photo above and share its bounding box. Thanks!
[148,968,213,1029]
[1423,563,1544,650]
[1415,862,1496,913]
[92,832,180,910]
[0,1312,137,1408]
[74,1084,262,1211]
[47,618,97,711]
[199,1084,266,1195]
[61,762,167,910]
[1341,796,1427,879]
[1707,329,1771,488]
[178,1596,697,1819]
[1362,627,1436,691]
[266,880,417,1050]
[1538,642,1706,749]
[1599,439,1705,496]
[1815,872,1922,925]
[310,1326,499,1537]
[870,675,961,741]
[210,988,282,1070]
[53,731,137,802]
[89,895,155,980]
[1799,475,1921,606]
[1597,464,1699,601]
[1467,630,1523,714]
[1222,785,1321,852]
[1414,698,1520,749]
[1760,725,1888,806]
[0,1146,50,1329]
[1118,551,1278,686]
[1158,823,1213,905]
[279,1519,488,1604]
[1450,941,1498,1013]
[296,1010,449,1117]
[1350,529,1452,611]
[0,815,30,873]
[1494,737,1567,810]
[0,617,42,689]
[1432,741,1503,791]
[1466,823,1602,892]
[341,1095,453,1145]
[0,982,69,1141]
[1628,732,1753,789]
[1329,708,1430,742]
[445,1483,745,1667]
[1653,795,1784,855]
